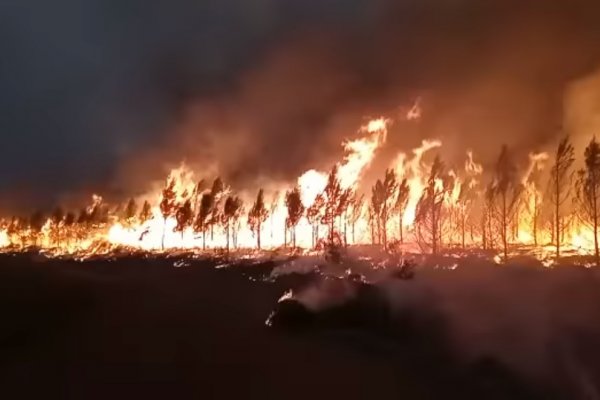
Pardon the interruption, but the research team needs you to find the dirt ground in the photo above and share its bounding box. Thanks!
[0,253,594,399]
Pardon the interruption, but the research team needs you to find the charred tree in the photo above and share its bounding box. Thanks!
[248,189,269,250]
[548,136,575,259]
[285,187,304,249]
[174,199,193,243]
[395,178,410,244]
[159,178,177,250]
[223,196,242,252]
[194,193,214,250]
[575,137,600,265]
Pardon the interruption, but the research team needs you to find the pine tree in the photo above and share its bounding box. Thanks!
[379,169,398,248]
[395,178,410,244]
[548,136,575,258]
[285,187,304,249]
[174,199,193,243]
[248,189,269,250]
[139,200,152,223]
[194,193,214,250]
[223,195,242,252]
[124,198,138,227]
[159,178,177,250]
[414,156,446,254]
[306,193,325,248]
[575,137,600,265]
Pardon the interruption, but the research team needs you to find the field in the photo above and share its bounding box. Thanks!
[0,251,599,399]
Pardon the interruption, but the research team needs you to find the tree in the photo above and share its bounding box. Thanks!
[414,156,446,254]
[139,200,152,223]
[174,200,193,243]
[51,207,64,246]
[306,193,325,248]
[248,189,269,249]
[395,178,410,244]
[222,195,242,252]
[322,166,343,244]
[194,193,214,250]
[285,187,304,249]
[209,177,226,241]
[490,145,522,261]
[370,180,385,245]
[159,178,177,249]
[548,136,575,258]
[575,137,600,265]
[379,169,398,248]
[348,194,364,245]
[124,198,138,227]
[29,211,45,247]
[64,211,76,246]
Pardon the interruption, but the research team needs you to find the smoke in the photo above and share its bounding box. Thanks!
[277,258,600,396]
[3,0,600,209]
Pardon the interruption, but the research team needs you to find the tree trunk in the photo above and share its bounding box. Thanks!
[162,217,167,250]
[399,213,403,244]
[502,194,508,262]
[202,228,206,250]
[555,177,560,258]
[293,226,296,249]
[226,221,230,253]
[257,223,261,250]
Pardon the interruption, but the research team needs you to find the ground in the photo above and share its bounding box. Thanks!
[0,252,596,399]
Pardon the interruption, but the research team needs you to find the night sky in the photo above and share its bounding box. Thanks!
[2,0,600,212]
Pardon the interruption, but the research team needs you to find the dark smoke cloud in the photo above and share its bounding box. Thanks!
[2,0,600,211]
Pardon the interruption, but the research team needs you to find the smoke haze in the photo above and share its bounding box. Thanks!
[2,0,600,211]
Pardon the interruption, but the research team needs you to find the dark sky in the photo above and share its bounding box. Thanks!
[1,0,600,211]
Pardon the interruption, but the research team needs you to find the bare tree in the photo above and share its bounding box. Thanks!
[548,136,575,258]
[489,145,522,261]
[379,169,397,248]
[414,156,447,254]
[159,178,177,250]
[322,166,343,244]
[285,187,304,249]
[575,137,600,265]
[395,178,410,244]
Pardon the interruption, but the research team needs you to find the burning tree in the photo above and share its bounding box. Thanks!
[209,178,226,241]
[548,136,575,258]
[248,189,269,249]
[489,145,522,261]
[395,178,410,244]
[139,200,152,223]
[575,137,600,265]
[322,166,343,245]
[51,207,64,246]
[378,169,398,248]
[222,195,242,252]
[63,211,75,246]
[123,198,138,228]
[194,193,214,250]
[522,154,548,246]
[348,194,364,245]
[174,199,193,242]
[414,155,447,254]
[370,181,384,245]
[159,178,177,249]
[285,187,304,249]
[306,193,325,248]
[29,211,45,247]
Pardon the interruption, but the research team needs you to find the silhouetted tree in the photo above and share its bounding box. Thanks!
[285,187,304,249]
[395,178,410,244]
[348,194,364,245]
[174,199,193,243]
[490,145,522,261]
[223,195,242,252]
[248,189,268,249]
[194,193,214,250]
[51,207,64,246]
[139,200,152,223]
[379,169,397,248]
[29,211,45,247]
[548,136,575,258]
[575,137,600,265]
[414,156,446,254]
[370,180,385,244]
[306,193,325,248]
[322,166,343,244]
[159,178,177,249]
[209,178,226,241]
[64,211,76,246]
[124,198,137,227]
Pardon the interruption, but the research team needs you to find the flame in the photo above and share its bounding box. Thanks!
[1,99,600,265]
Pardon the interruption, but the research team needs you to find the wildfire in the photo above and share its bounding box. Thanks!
[2,101,600,265]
